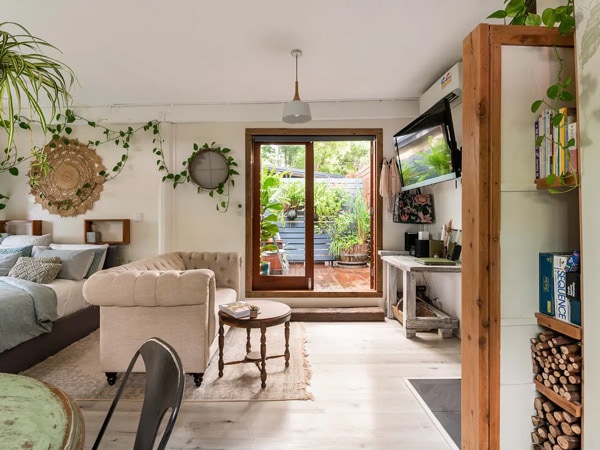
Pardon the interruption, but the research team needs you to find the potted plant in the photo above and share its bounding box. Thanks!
[279,180,305,221]
[0,22,75,209]
[328,191,370,264]
[259,167,284,274]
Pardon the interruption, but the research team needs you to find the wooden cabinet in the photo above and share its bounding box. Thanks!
[83,219,130,245]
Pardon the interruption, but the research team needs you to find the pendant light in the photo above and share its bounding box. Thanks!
[282,49,312,124]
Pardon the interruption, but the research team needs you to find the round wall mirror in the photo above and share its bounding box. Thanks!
[188,148,229,190]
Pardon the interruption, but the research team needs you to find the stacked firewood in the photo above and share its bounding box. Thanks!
[531,330,582,449]
[531,330,582,404]
[531,397,581,449]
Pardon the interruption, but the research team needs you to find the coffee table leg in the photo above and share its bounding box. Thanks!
[218,321,224,377]
[284,321,290,367]
[260,324,267,388]
[246,328,252,354]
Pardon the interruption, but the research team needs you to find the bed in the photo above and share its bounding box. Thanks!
[0,220,102,373]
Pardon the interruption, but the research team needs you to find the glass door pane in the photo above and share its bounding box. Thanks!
[253,143,313,290]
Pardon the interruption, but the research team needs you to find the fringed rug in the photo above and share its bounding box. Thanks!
[23,322,312,402]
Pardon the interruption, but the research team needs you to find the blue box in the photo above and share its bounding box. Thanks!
[570,299,581,326]
[539,253,557,317]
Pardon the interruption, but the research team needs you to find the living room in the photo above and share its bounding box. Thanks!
[2,1,599,449]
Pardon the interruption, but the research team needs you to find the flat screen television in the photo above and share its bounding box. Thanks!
[393,98,461,191]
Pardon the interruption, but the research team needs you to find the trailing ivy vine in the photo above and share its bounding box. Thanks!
[0,112,239,211]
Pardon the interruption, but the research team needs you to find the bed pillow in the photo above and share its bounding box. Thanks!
[0,245,33,257]
[48,243,109,277]
[0,252,21,276]
[32,248,95,281]
[0,234,52,248]
[8,256,62,284]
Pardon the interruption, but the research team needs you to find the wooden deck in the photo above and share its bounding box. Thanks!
[288,263,372,291]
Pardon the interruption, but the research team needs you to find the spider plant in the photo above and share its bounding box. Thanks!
[0,21,75,150]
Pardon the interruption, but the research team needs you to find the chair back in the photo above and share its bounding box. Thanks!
[92,338,185,450]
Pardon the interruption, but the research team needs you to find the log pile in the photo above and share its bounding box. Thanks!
[531,330,582,449]
[531,331,582,404]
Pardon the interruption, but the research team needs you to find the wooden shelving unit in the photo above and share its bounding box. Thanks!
[0,219,42,236]
[84,219,130,245]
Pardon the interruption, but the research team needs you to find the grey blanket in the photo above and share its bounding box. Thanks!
[0,276,58,353]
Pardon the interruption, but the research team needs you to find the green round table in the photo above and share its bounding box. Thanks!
[0,373,84,450]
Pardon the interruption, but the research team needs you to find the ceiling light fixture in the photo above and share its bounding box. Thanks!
[282,49,312,124]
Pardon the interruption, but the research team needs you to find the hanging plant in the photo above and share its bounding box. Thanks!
[156,141,239,212]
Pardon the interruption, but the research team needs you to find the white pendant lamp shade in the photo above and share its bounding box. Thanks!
[282,49,311,124]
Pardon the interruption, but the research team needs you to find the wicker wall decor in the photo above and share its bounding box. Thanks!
[29,139,106,217]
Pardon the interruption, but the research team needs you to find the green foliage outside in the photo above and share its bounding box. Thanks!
[260,167,284,257]
[260,141,370,176]
[328,192,370,258]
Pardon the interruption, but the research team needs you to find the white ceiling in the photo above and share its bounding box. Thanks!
[6,0,504,109]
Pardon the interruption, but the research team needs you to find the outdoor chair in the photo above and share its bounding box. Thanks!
[91,337,185,450]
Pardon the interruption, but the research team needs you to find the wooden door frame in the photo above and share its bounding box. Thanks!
[244,128,383,298]
[461,24,574,450]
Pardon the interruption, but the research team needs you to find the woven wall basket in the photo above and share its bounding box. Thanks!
[29,138,106,217]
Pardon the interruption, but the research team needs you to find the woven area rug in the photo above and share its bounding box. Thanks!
[23,322,312,402]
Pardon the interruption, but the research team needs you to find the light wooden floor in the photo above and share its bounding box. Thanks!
[79,320,461,449]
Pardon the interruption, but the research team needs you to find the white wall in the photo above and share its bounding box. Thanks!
[499,45,578,450]
[575,1,600,447]
[0,109,417,302]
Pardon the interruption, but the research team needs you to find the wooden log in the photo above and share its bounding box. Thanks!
[560,344,581,355]
[534,397,545,410]
[570,423,581,435]
[562,411,576,424]
[560,421,574,436]
[550,336,575,347]
[548,424,560,437]
[542,400,557,413]
[562,391,581,402]
[567,375,581,385]
[567,355,582,363]
[556,434,580,449]
[532,415,546,427]
[539,330,556,342]
[552,410,564,423]
[548,433,556,444]
[537,426,549,440]
[546,412,559,426]
[531,431,543,444]
[543,441,553,450]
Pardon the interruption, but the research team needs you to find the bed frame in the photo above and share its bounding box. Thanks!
[0,305,100,373]
[0,219,100,373]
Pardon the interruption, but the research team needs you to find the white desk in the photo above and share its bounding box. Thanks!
[380,253,461,338]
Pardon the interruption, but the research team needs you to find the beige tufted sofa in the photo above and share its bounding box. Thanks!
[83,251,241,386]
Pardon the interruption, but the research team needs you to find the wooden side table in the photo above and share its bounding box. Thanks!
[218,300,291,388]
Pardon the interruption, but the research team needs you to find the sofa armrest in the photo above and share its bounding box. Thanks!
[83,268,216,307]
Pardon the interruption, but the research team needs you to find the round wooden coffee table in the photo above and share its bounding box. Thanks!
[218,300,291,388]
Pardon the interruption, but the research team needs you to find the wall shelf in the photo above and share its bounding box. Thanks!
[535,175,578,190]
[535,312,581,340]
[84,219,130,245]
[534,380,582,417]
[0,220,42,236]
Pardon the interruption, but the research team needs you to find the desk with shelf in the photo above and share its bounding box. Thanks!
[380,253,461,338]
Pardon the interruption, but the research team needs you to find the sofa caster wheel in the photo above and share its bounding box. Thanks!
[192,373,203,387]
[106,372,117,385]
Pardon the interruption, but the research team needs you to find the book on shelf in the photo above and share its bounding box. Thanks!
[219,301,252,318]
[535,108,578,181]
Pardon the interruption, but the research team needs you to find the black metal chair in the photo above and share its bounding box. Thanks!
[92,337,185,450]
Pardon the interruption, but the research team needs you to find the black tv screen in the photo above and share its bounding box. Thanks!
[393,98,461,191]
